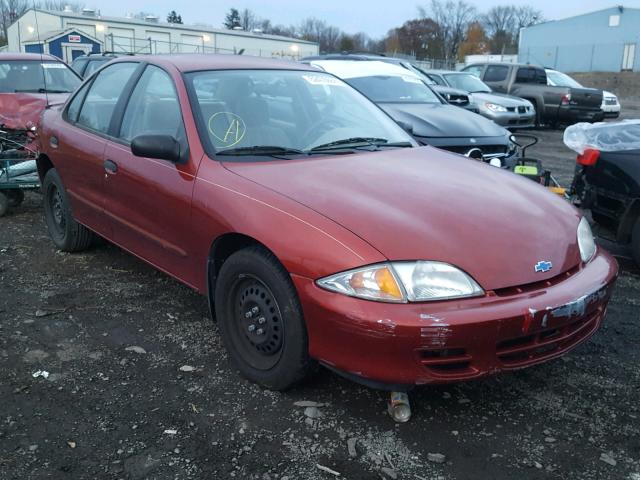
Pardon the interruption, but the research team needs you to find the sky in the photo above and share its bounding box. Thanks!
[97,0,640,38]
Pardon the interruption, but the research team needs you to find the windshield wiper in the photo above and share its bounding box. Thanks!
[14,88,71,94]
[216,145,307,157]
[309,137,412,152]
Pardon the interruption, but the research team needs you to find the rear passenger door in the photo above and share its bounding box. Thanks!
[55,62,139,237]
[102,64,202,287]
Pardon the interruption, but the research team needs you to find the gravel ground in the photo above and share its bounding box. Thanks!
[1,103,639,480]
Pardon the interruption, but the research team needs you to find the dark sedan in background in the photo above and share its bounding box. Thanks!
[311,59,516,161]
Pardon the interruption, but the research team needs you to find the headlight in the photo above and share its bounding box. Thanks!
[577,217,596,263]
[316,261,484,303]
[485,102,507,113]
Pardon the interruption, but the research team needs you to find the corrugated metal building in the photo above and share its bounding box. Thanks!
[7,8,319,63]
[518,6,640,72]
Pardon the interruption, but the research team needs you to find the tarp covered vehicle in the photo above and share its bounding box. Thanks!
[565,120,640,265]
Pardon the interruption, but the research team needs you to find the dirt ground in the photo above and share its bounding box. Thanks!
[1,103,640,480]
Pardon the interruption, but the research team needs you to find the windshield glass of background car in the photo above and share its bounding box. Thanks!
[0,61,80,93]
[186,69,413,156]
[347,75,441,104]
[444,73,491,93]
[546,70,583,88]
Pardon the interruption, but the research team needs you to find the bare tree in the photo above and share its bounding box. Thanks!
[0,0,28,41]
[298,17,342,52]
[419,0,476,61]
[38,1,84,11]
[482,5,542,53]
[239,8,259,31]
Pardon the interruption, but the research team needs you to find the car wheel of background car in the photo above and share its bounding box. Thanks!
[632,217,640,266]
[214,245,313,391]
[43,169,95,252]
[7,189,25,208]
[0,192,8,217]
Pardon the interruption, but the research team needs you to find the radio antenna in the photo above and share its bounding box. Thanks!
[32,2,50,107]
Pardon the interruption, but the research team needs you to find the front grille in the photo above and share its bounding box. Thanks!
[506,107,515,112]
[605,98,617,105]
[441,144,508,157]
[448,95,469,105]
[492,265,580,297]
[496,308,601,367]
[417,348,476,376]
[518,106,527,113]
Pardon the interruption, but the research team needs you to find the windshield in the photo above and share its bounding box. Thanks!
[186,69,414,159]
[0,60,81,93]
[346,75,442,104]
[546,70,583,88]
[444,73,491,93]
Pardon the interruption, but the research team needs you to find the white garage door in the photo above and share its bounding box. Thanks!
[180,34,202,53]
[108,27,135,53]
[146,31,171,54]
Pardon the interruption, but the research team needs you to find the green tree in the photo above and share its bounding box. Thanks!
[224,8,241,29]
[167,10,182,24]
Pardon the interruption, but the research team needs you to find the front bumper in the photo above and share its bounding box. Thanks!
[480,110,535,129]
[293,249,618,388]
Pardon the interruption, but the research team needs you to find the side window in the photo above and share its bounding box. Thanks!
[462,65,484,78]
[119,65,184,143]
[484,65,509,82]
[84,60,105,77]
[77,62,138,134]
[66,81,91,122]
[429,74,447,86]
[534,68,547,84]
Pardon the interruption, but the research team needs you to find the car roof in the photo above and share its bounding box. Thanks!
[467,62,542,68]
[0,52,60,62]
[309,59,421,80]
[108,54,316,73]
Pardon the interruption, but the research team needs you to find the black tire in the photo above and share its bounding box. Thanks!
[43,168,94,252]
[7,189,25,208]
[0,192,8,217]
[214,245,313,391]
[632,217,640,267]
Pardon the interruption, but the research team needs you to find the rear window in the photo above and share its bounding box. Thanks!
[0,60,81,93]
[483,65,509,82]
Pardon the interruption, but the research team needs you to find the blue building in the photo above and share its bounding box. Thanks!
[518,6,640,72]
[22,28,102,62]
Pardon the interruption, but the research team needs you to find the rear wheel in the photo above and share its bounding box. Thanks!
[632,217,640,267]
[43,169,94,252]
[214,246,313,391]
[7,189,25,208]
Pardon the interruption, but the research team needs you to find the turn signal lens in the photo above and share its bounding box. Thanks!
[318,264,405,302]
[577,148,600,166]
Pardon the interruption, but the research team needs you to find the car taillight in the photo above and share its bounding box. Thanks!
[577,148,600,166]
[561,94,571,106]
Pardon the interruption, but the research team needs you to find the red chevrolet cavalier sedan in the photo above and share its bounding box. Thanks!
[37,55,618,391]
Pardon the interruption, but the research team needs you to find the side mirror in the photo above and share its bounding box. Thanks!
[131,135,185,163]
[396,120,414,135]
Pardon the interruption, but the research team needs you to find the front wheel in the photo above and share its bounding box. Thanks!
[43,169,94,252]
[214,246,313,391]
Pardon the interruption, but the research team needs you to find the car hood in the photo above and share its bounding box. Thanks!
[0,92,69,130]
[470,92,531,107]
[224,146,583,291]
[378,102,507,139]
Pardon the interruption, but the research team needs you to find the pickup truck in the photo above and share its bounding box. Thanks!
[462,62,604,127]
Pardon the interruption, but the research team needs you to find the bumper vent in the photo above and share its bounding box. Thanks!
[418,348,476,376]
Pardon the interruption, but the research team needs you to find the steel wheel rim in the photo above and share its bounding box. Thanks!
[48,185,65,234]
[230,275,284,370]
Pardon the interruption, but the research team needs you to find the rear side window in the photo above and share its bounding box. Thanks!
[484,65,509,82]
[66,81,91,122]
[515,67,546,84]
[84,60,106,77]
[77,62,138,134]
[119,65,185,143]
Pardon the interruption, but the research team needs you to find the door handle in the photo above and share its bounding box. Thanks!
[104,159,118,174]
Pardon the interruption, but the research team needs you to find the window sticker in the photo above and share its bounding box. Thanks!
[208,112,246,147]
[302,74,344,86]
[42,63,67,69]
